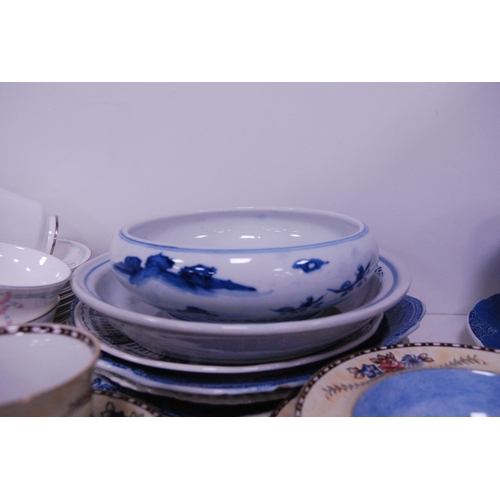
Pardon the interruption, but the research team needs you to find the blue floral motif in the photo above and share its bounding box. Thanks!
[328,260,372,297]
[92,377,118,392]
[113,253,257,294]
[401,353,433,367]
[271,295,325,315]
[348,364,383,379]
[293,258,329,273]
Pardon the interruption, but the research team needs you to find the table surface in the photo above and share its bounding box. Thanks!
[407,313,473,345]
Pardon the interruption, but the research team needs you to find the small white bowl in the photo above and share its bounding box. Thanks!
[110,207,379,323]
[0,323,100,416]
[0,242,72,326]
[27,298,60,323]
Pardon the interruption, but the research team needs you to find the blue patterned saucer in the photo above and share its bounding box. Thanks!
[467,293,500,349]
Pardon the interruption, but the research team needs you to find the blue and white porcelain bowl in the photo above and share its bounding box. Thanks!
[109,207,379,323]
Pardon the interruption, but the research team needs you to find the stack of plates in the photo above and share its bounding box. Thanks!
[52,239,92,323]
[69,250,425,416]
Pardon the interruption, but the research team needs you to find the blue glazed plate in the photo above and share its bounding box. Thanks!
[295,343,500,416]
[467,293,500,349]
[352,368,500,417]
[84,296,424,406]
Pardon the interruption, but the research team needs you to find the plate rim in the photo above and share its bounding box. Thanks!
[71,250,411,337]
[294,342,500,417]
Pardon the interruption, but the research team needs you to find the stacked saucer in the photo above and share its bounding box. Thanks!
[70,251,422,415]
[52,239,92,323]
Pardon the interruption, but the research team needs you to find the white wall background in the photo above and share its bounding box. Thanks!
[2,82,500,315]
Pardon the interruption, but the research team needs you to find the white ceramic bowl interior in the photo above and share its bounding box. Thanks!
[109,207,379,323]
[0,242,72,326]
[71,251,410,364]
[0,323,100,416]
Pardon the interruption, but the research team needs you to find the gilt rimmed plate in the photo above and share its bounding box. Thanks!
[467,293,500,349]
[294,343,500,417]
[54,239,92,270]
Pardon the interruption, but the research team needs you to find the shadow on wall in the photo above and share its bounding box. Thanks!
[470,215,500,306]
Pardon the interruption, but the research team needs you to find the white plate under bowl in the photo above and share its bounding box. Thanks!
[71,252,410,365]
[94,315,383,404]
[89,296,423,407]
[72,299,382,375]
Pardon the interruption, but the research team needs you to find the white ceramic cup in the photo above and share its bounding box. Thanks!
[0,187,58,254]
[0,323,100,417]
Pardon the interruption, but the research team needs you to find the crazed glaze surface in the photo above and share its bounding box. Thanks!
[109,208,379,323]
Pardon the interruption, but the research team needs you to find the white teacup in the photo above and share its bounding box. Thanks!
[0,187,58,254]
[0,323,100,416]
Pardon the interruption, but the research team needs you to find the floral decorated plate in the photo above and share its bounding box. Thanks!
[467,293,500,349]
[294,343,500,416]
[350,367,500,417]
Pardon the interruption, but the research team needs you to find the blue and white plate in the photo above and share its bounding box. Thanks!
[467,293,500,349]
[83,296,424,406]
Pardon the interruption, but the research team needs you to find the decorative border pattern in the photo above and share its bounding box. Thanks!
[294,342,500,416]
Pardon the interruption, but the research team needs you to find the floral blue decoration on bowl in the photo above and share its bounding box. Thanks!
[113,253,257,294]
[272,295,326,316]
[109,208,380,323]
[292,258,329,273]
[328,260,372,297]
